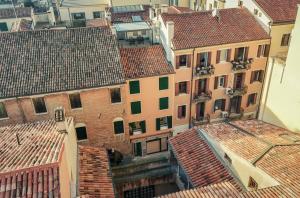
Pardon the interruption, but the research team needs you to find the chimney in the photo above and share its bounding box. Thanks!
[212,8,221,22]
[54,107,67,132]
[166,21,174,45]
[111,26,117,35]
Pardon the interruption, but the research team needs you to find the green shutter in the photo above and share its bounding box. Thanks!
[159,97,169,110]
[159,77,169,90]
[131,101,141,114]
[114,121,124,134]
[129,122,135,135]
[156,118,161,131]
[129,81,140,94]
[140,120,146,133]
[167,116,172,129]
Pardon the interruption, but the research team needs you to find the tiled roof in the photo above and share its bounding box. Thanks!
[79,145,114,198]
[11,19,33,32]
[0,7,31,19]
[159,181,299,197]
[119,45,174,79]
[169,128,241,189]
[86,19,109,27]
[0,27,125,99]
[0,118,70,197]
[111,5,150,23]
[161,8,270,50]
[255,0,300,23]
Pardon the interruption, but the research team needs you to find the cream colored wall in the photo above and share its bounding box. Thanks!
[59,148,72,198]
[59,5,108,21]
[269,24,294,57]
[0,17,32,31]
[111,0,169,6]
[125,74,175,140]
[259,7,300,132]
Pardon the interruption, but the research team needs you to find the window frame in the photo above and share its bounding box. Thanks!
[129,80,140,94]
[113,120,124,135]
[219,49,228,62]
[177,105,186,119]
[218,76,225,87]
[32,97,48,114]
[179,55,187,67]
[75,126,88,141]
[178,81,187,94]
[69,93,82,110]
[281,33,291,46]
[159,77,169,90]
[93,11,103,19]
[214,99,226,112]
[247,93,257,107]
[110,88,122,103]
[159,97,169,110]
[131,101,141,114]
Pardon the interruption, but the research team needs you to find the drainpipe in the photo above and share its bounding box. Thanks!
[189,48,195,128]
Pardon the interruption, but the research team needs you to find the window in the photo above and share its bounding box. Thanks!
[72,12,85,20]
[247,93,257,106]
[235,47,248,61]
[0,22,8,31]
[69,93,82,109]
[0,102,8,119]
[131,101,141,114]
[213,0,218,8]
[110,88,121,103]
[32,97,47,114]
[251,70,264,83]
[156,116,172,130]
[146,137,168,155]
[214,75,226,89]
[257,44,270,57]
[220,49,227,62]
[238,0,243,6]
[281,34,291,46]
[129,121,146,135]
[179,82,187,94]
[129,80,140,94]
[93,11,104,19]
[248,177,258,190]
[114,120,124,134]
[179,55,187,67]
[159,97,169,110]
[214,99,226,112]
[217,49,231,63]
[254,9,258,15]
[178,105,186,119]
[75,126,87,141]
[199,52,210,67]
[159,77,169,90]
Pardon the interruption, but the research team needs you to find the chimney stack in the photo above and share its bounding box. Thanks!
[55,107,67,132]
[212,8,221,22]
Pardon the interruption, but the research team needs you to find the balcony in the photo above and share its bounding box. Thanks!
[194,65,215,78]
[231,58,253,72]
[226,86,248,97]
[229,108,244,119]
[192,115,210,126]
[193,91,212,103]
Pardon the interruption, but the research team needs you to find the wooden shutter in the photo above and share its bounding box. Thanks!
[259,70,265,82]
[176,56,180,69]
[175,83,179,96]
[186,81,190,94]
[257,45,262,57]
[178,106,182,118]
[208,52,212,65]
[187,55,191,67]
[244,47,249,60]
[156,118,160,131]
[159,77,168,90]
[224,75,228,87]
[167,116,172,128]
[196,103,200,119]
[140,121,146,133]
[131,101,141,114]
[227,49,231,62]
[264,45,270,57]
[194,80,199,95]
[216,50,221,64]
[247,95,251,107]
[214,77,218,89]
[197,53,201,67]
[234,48,239,61]
[250,71,254,84]
[114,121,124,134]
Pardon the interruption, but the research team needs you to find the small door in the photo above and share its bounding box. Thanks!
[230,96,242,113]
[198,79,207,93]
[0,22,8,31]
[234,73,244,89]
[196,102,205,120]
[134,142,142,157]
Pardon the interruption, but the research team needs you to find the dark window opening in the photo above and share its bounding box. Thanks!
[0,102,8,119]
[178,105,186,119]
[247,93,257,107]
[33,97,47,114]
[69,93,82,109]
[131,101,141,114]
[129,80,140,94]
[248,177,258,190]
[110,88,121,103]
[114,120,124,134]
[224,153,232,164]
[179,55,187,66]
[76,126,87,141]
[281,34,291,46]
[214,99,226,112]
[129,121,146,135]
[179,82,187,94]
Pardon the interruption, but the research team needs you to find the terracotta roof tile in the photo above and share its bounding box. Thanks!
[169,128,240,189]
[0,7,31,19]
[120,45,174,79]
[0,27,125,99]
[161,8,270,50]
[255,0,300,23]
[111,5,150,23]
[79,145,114,198]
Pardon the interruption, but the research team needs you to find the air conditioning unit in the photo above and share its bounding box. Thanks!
[221,111,229,118]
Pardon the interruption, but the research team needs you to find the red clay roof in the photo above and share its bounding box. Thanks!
[169,128,240,188]
[79,145,114,198]
[111,5,150,23]
[119,45,174,79]
[255,0,300,23]
[161,8,270,50]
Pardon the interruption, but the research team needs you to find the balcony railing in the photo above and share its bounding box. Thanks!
[194,65,215,78]
[192,114,210,126]
[226,85,248,97]
[193,91,212,103]
[231,58,253,72]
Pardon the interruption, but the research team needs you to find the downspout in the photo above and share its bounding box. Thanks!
[189,48,195,128]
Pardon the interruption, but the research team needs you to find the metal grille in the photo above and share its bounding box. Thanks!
[124,185,155,198]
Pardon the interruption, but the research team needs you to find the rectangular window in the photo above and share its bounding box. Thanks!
[247,93,257,106]
[199,52,209,67]
[218,76,225,87]
[129,121,146,135]
[114,120,124,134]
[281,34,291,46]
[179,55,187,67]
[214,99,226,112]
[110,88,121,103]
[178,105,186,119]
[129,80,140,94]
[156,116,172,130]
[159,97,169,110]
[0,102,8,119]
[93,11,104,19]
[257,44,270,57]
[69,93,82,109]
[235,47,248,61]
[220,49,228,62]
[72,12,85,20]
[159,77,169,90]
[179,82,187,94]
[32,97,47,114]
[254,9,258,15]
[75,126,87,141]
[146,137,168,154]
[251,70,264,83]
[238,0,243,6]
[131,101,141,114]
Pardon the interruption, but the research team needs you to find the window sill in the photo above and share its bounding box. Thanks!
[77,139,88,142]
[177,93,188,96]
[111,101,122,105]
[177,66,189,69]
[35,112,48,115]
[0,117,9,121]
[115,133,124,136]
[71,107,83,111]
